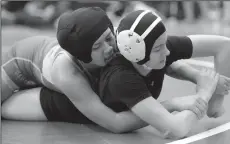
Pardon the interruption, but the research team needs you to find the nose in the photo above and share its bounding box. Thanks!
[163,46,170,56]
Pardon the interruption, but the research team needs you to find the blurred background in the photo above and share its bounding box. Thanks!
[2,1,230,47]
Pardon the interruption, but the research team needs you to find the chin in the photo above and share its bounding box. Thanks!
[160,62,166,68]
[91,61,105,67]
[102,60,108,66]
[98,63,106,67]
[155,63,166,69]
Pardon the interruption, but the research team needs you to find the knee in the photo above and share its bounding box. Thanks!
[1,101,15,119]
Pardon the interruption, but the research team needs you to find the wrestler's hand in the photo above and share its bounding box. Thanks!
[196,68,219,100]
[171,95,208,120]
[214,75,230,95]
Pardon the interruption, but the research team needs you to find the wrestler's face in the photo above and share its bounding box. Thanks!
[90,28,116,66]
[144,32,170,69]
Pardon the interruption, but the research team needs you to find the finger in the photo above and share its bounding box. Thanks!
[223,75,230,83]
[213,70,218,78]
[196,101,206,117]
[225,82,230,89]
[223,77,230,87]
[211,70,217,78]
[197,98,208,109]
[208,69,214,77]
[223,90,229,95]
[224,80,230,88]
[209,68,214,74]
[206,68,211,75]
[195,104,204,118]
[217,73,220,82]
[194,106,202,120]
[214,73,220,85]
[191,107,199,119]
[224,79,230,90]
[219,75,230,85]
[224,85,230,91]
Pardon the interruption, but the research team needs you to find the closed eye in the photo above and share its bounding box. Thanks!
[154,44,165,52]
[106,36,112,42]
[93,44,100,50]
[154,45,162,52]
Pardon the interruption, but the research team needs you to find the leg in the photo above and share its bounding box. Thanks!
[1,68,18,103]
[1,79,14,103]
[2,87,47,120]
[207,47,230,117]
[2,87,94,124]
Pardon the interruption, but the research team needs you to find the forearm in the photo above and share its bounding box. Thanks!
[160,100,177,113]
[115,111,148,133]
[188,35,230,58]
[111,96,204,132]
[84,98,149,133]
[167,61,200,84]
[165,91,211,138]
[130,97,200,139]
[166,109,199,139]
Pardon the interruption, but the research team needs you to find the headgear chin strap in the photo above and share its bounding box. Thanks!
[117,10,164,64]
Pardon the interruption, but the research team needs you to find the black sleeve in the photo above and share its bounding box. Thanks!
[166,35,193,66]
[107,69,152,108]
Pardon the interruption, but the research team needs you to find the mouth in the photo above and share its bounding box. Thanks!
[104,56,112,63]
[160,59,166,63]
[104,51,116,64]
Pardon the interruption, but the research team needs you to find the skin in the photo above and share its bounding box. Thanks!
[129,33,230,138]
[90,28,117,67]
[144,32,170,70]
[1,28,147,133]
[2,24,230,138]
[132,32,169,76]
[189,35,230,117]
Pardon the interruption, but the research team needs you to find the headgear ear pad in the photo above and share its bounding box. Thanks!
[117,10,166,65]
[117,30,146,62]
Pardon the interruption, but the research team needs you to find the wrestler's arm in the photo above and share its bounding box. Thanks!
[166,60,200,84]
[187,35,230,83]
[167,36,230,94]
[188,35,230,58]
[164,35,213,83]
[130,93,209,139]
[107,69,219,139]
[51,55,148,133]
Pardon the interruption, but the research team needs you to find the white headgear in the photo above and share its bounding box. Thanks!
[116,10,162,63]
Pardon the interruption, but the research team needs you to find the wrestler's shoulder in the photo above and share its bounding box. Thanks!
[17,36,56,45]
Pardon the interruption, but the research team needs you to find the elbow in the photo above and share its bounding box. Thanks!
[100,119,127,134]
[163,125,189,139]
[174,129,188,139]
[163,130,188,140]
[106,115,133,134]
[111,129,125,134]
[106,120,131,134]
[107,125,126,134]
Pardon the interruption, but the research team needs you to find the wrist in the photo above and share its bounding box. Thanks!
[197,90,212,102]
[193,72,201,84]
[165,99,178,112]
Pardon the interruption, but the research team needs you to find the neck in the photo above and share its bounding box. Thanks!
[82,62,101,70]
[132,63,152,76]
